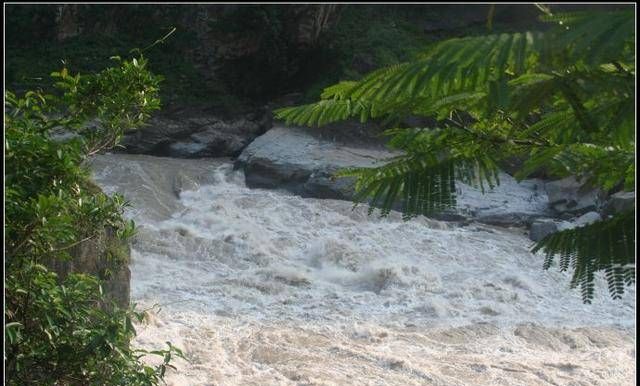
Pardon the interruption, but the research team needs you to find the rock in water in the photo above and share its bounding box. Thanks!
[529,219,558,242]
[120,108,270,158]
[237,125,551,226]
[572,211,602,227]
[545,176,604,215]
[235,125,395,199]
[602,191,635,217]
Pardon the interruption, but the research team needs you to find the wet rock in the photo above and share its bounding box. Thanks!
[602,191,635,217]
[455,176,550,227]
[88,154,225,221]
[45,219,131,308]
[544,211,599,229]
[243,156,313,192]
[172,174,201,197]
[236,125,394,199]
[167,141,208,157]
[237,126,551,226]
[120,108,270,158]
[476,212,542,227]
[559,212,577,220]
[529,219,558,242]
[545,176,604,215]
[479,306,500,316]
[572,211,602,227]
[303,171,357,200]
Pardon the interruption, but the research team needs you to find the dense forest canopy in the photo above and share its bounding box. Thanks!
[5,5,552,108]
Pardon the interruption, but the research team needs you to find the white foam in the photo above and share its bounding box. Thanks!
[90,154,636,386]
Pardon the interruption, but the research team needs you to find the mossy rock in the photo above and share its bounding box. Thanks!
[46,183,131,308]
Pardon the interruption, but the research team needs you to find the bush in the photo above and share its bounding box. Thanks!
[5,54,183,385]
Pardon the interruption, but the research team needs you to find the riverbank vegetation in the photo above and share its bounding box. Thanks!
[5,54,181,385]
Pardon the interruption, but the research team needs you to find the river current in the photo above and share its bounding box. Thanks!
[90,153,635,386]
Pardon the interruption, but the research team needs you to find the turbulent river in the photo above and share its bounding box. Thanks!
[90,153,635,386]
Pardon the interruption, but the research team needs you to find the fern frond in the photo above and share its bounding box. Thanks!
[553,144,634,191]
[541,10,635,65]
[320,81,359,100]
[508,73,558,117]
[590,94,635,147]
[338,154,499,219]
[275,90,489,128]
[526,110,579,143]
[274,99,373,127]
[533,210,635,303]
[359,32,542,105]
[274,8,635,305]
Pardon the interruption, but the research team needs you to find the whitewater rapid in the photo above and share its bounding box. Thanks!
[90,153,635,386]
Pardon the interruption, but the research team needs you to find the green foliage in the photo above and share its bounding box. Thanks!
[4,5,539,109]
[533,210,635,303]
[339,126,501,219]
[5,267,182,385]
[211,6,293,100]
[5,7,211,106]
[299,5,542,103]
[275,8,635,302]
[299,7,432,102]
[5,55,182,385]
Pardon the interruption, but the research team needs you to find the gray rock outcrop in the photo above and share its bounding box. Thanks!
[46,223,131,308]
[602,191,635,217]
[528,211,604,242]
[89,153,227,221]
[529,219,559,242]
[545,176,604,216]
[237,125,551,226]
[570,211,602,228]
[236,125,395,199]
[120,108,271,158]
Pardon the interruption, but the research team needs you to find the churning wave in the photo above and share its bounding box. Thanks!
[90,154,635,386]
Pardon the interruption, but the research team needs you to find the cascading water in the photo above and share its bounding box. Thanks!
[90,153,635,386]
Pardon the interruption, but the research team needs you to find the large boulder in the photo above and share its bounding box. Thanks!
[236,125,394,199]
[237,125,551,226]
[570,211,602,227]
[544,176,604,216]
[528,211,603,242]
[119,108,271,158]
[451,176,549,226]
[602,191,635,218]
